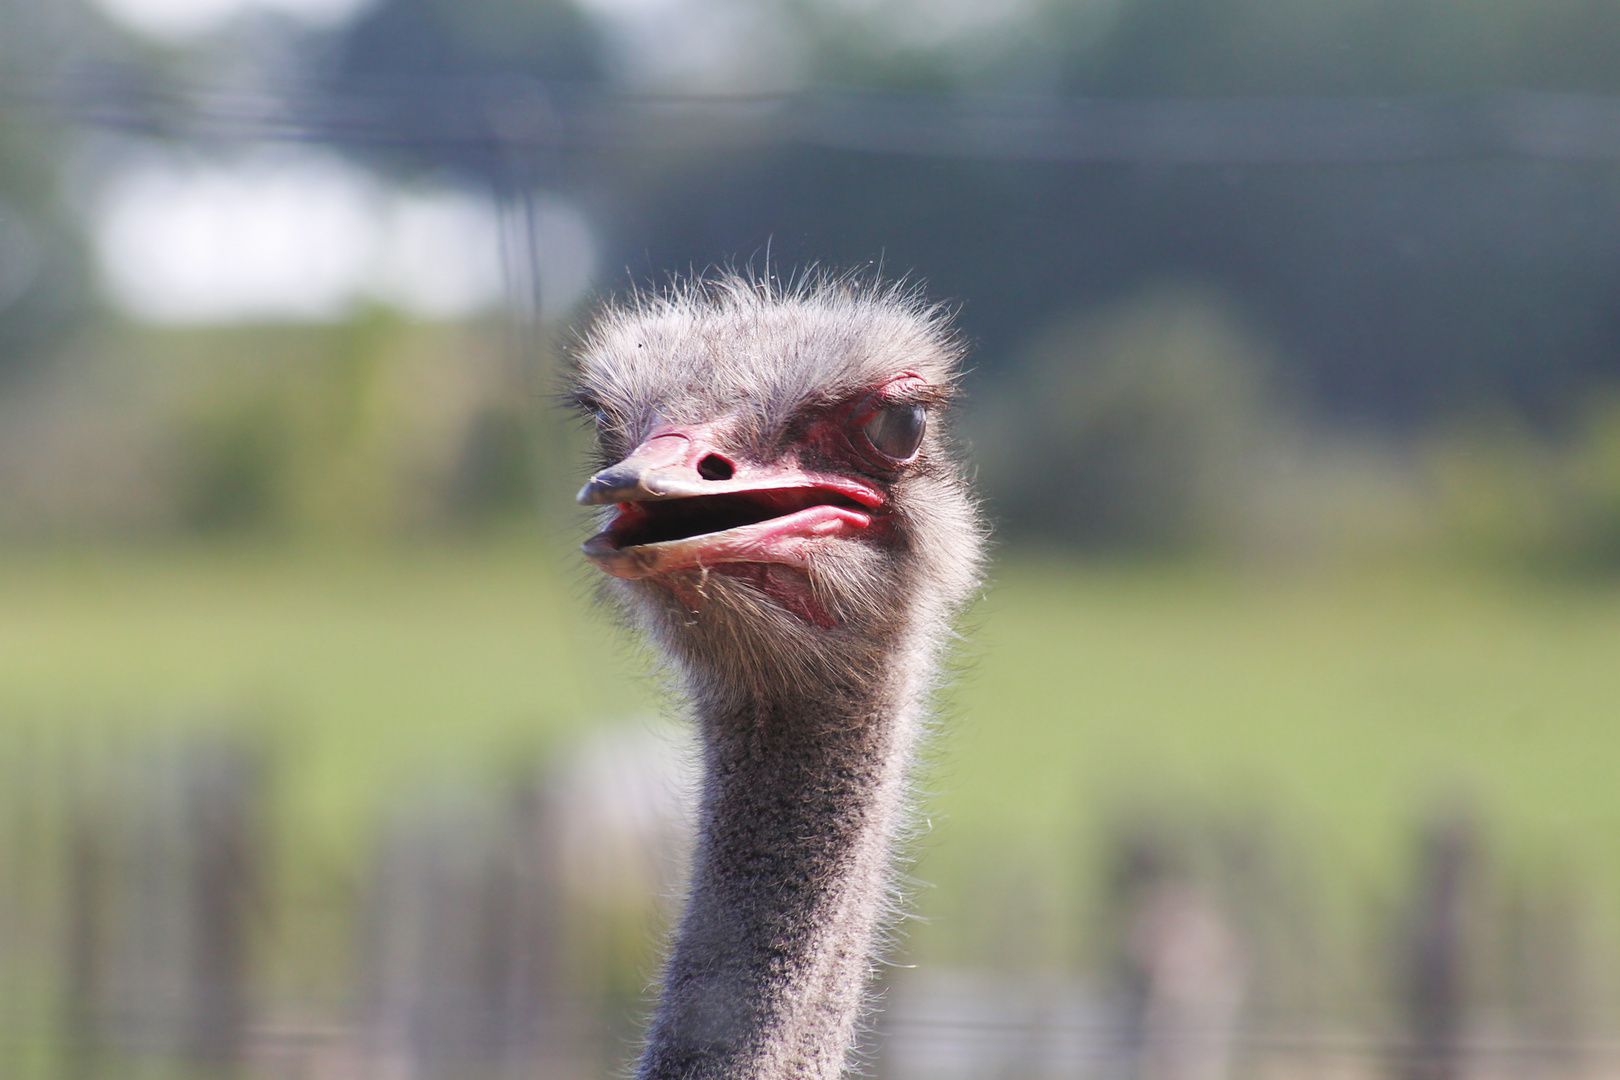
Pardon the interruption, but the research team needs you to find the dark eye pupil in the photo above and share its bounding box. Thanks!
[863,404,926,459]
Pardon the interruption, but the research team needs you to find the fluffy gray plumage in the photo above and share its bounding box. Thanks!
[568,273,985,1080]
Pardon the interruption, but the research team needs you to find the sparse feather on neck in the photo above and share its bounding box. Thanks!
[570,270,985,1080]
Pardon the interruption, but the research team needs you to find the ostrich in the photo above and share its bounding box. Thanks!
[568,272,985,1080]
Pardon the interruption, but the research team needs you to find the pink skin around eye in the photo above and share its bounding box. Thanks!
[801,373,929,467]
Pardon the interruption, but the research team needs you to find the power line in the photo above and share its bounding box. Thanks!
[11,71,1620,165]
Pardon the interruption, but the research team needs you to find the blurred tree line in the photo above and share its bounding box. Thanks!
[0,2,99,382]
[4,0,1620,562]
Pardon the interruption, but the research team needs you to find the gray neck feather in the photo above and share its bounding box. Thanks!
[636,620,934,1080]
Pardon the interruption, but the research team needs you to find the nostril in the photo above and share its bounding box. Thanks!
[697,454,735,481]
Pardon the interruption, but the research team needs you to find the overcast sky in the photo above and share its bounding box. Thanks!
[94,147,597,324]
[88,0,374,41]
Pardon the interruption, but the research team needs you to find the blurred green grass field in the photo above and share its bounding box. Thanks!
[2,544,1617,960]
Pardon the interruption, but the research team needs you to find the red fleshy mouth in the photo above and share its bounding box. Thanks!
[583,485,877,580]
[605,487,871,548]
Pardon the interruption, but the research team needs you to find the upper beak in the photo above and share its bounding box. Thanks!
[577,428,886,513]
[576,431,722,505]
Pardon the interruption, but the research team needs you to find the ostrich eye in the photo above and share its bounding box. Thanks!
[863,403,926,460]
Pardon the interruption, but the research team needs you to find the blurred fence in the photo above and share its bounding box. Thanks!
[2,728,1616,1080]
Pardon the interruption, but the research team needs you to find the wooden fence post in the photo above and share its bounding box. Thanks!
[1396,809,1476,1080]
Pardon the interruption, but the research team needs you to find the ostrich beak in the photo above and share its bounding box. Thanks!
[576,430,885,580]
[578,429,882,509]
[576,433,711,505]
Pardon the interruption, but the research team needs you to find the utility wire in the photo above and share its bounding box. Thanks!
[9,70,1620,164]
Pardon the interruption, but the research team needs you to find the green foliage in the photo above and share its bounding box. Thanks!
[1059,0,1620,95]
[447,405,543,527]
[174,395,291,534]
[146,316,547,540]
[972,284,1284,554]
[1427,394,1620,573]
[0,107,86,378]
[679,0,1620,96]
[1561,393,1620,568]
[338,0,602,79]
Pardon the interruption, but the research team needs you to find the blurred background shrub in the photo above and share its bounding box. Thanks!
[972,285,1283,555]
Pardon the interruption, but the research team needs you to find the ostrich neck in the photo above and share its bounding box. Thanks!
[637,663,922,1080]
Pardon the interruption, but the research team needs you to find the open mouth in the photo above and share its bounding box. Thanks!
[604,488,870,550]
[583,485,877,580]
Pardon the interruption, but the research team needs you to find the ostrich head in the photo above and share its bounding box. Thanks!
[568,273,985,1079]
[569,274,983,714]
